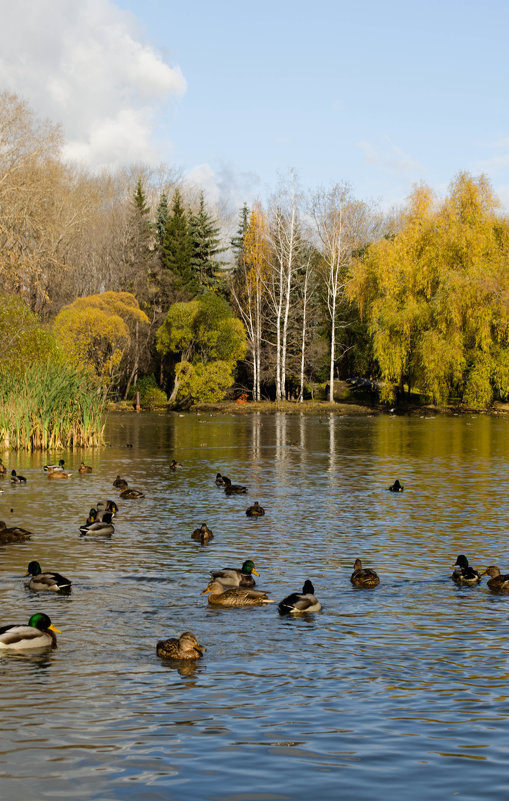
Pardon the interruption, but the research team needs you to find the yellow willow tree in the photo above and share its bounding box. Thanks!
[348,174,509,407]
[53,291,149,394]
[231,205,271,401]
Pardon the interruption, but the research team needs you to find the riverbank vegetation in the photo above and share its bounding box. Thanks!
[1,90,509,441]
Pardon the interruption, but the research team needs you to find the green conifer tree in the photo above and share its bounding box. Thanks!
[188,192,226,291]
[160,188,196,299]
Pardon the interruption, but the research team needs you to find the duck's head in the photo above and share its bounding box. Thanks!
[483,565,501,578]
[242,559,259,576]
[302,579,315,594]
[28,613,61,634]
[180,632,205,653]
[454,554,469,568]
[25,561,42,577]
[201,580,224,595]
[88,508,98,521]
[353,558,363,570]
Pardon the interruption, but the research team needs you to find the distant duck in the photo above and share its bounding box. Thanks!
[210,559,259,588]
[79,512,114,537]
[119,485,145,499]
[483,566,509,593]
[79,462,92,474]
[350,558,380,588]
[191,523,214,543]
[96,500,119,516]
[43,459,65,473]
[0,458,6,475]
[10,470,27,484]
[0,521,32,543]
[201,579,274,607]
[25,561,72,593]
[223,477,247,495]
[452,554,482,586]
[246,502,265,517]
[156,631,205,660]
[215,473,228,486]
[0,613,60,650]
[113,476,128,490]
[389,479,404,492]
[169,459,182,471]
[278,580,322,614]
[48,469,72,479]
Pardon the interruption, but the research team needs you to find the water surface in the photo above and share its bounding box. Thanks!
[0,411,508,800]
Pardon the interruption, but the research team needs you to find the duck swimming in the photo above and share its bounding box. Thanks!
[223,477,247,495]
[483,566,509,592]
[43,459,65,473]
[25,561,72,593]
[246,502,265,517]
[350,558,380,588]
[79,512,114,537]
[215,473,228,486]
[113,476,128,490]
[0,613,60,650]
[79,462,92,474]
[156,631,205,659]
[0,521,32,543]
[452,554,482,586]
[389,479,404,492]
[48,469,72,479]
[191,523,214,543]
[10,470,27,484]
[119,485,145,499]
[201,580,274,607]
[0,458,6,475]
[169,460,182,471]
[278,580,322,614]
[210,559,259,588]
[96,500,119,516]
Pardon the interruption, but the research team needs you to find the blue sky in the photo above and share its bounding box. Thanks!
[1,0,508,211]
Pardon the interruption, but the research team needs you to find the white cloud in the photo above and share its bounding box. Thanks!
[0,0,186,171]
[185,162,261,214]
[357,139,423,174]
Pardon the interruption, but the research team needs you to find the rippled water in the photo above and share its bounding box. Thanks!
[1,411,509,800]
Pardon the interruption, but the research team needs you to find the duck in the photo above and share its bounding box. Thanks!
[246,502,265,517]
[25,561,72,593]
[0,612,60,650]
[350,558,380,588]
[119,485,145,499]
[0,521,32,543]
[191,523,214,543]
[278,580,322,614]
[0,458,6,475]
[452,554,482,586]
[223,477,247,495]
[483,566,509,593]
[169,459,182,471]
[79,513,114,537]
[210,559,259,588]
[43,459,65,473]
[112,476,128,490]
[389,479,404,492]
[78,462,92,474]
[215,473,228,486]
[96,500,119,516]
[201,579,274,607]
[10,470,27,484]
[156,631,205,660]
[47,469,72,479]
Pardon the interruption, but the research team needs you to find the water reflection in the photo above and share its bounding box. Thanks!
[0,412,509,800]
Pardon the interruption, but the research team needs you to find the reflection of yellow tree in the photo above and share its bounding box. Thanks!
[53,291,149,391]
[349,174,509,407]
[231,205,270,401]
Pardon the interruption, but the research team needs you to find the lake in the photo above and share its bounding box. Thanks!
[0,410,508,800]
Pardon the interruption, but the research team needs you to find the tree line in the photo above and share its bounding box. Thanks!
[1,91,509,409]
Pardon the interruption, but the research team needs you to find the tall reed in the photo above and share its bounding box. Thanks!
[0,362,106,450]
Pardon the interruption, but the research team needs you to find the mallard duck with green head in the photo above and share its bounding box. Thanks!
[210,559,259,588]
[278,580,322,614]
[350,558,380,588]
[169,459,182,471]
[156,631,205,659]
[96,500,119,516]
[0,613,60,650]
[201,579,274,607]
[43,459,65,473]
[79,512,114,537]
[25,561,72,593]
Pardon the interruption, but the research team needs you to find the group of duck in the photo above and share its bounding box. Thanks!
[452,554,509,591]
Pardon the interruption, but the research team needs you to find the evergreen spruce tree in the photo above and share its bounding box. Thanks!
[156,191,169,247]
[231,203,250,270]
[188,192,226,291]
[160,188,196,300]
